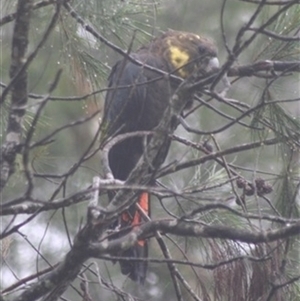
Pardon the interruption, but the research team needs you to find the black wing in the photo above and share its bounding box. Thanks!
[102,54,171,180]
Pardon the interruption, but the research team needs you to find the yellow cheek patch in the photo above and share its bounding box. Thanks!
[169,45,190,77]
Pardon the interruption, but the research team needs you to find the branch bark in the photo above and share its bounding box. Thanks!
[0,0,33,192]
[12,215,300,301]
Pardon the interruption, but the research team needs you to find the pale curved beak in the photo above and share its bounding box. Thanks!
[206,57,220,72]
[206,57,231,96]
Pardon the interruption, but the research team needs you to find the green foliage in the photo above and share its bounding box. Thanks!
[256,5,300,61]
[250,85,299,218]
[251,96,300,142]
[56,0,160,87]
[275,166,299,218]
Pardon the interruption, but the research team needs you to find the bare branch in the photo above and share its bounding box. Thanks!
[0,0,33,191]
[0,0,55,26]
[0,1,62,191]
[228,60,300,76]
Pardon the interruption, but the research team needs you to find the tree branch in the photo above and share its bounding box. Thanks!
[0,0,33,191]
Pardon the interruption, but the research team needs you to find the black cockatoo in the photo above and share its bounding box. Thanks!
[101,30,220,284]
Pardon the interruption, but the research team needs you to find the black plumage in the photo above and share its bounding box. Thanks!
[101,30,219,283]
